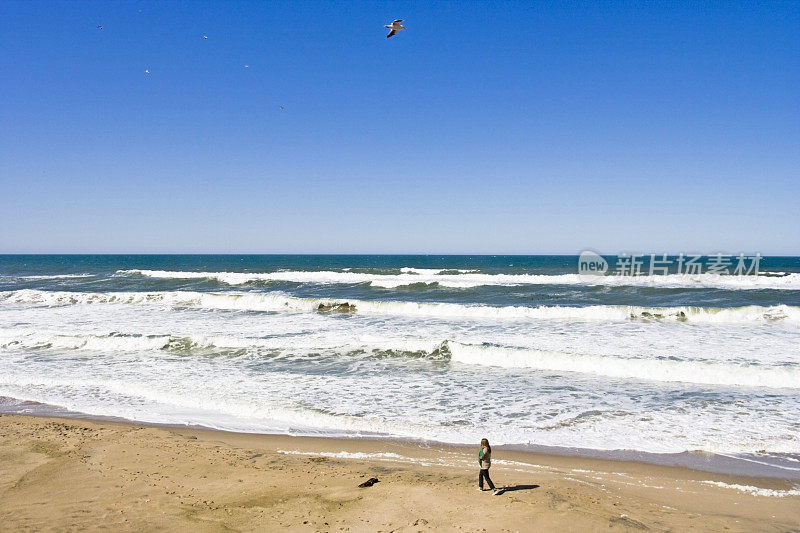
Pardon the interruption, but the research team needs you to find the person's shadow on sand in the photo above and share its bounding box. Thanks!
[493,484,539,496]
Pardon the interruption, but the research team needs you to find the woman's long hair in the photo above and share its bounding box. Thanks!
[480,438,491,454]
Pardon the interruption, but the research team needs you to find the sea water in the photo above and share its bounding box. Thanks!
[1,255,798,478]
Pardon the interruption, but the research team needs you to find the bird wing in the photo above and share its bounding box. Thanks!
[386,29,397,38]
[393,19,403,24]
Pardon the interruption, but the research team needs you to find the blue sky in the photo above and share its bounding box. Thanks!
[1,1,798,254]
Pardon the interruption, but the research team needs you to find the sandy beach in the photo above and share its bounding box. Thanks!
[3,0,799,529]
[0,414,797,532]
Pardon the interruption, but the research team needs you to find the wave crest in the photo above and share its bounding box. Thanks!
[116,268,800,290]
[2,289,799,325]
[2,329,796,389]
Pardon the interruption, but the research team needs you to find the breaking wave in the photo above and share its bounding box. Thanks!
[1,328,797,389]
[116,268,800,290]
[15,274,94,280]
[3,289,799,325]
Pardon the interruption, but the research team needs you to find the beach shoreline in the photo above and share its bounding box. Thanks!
[1,413,798,531]
[2,255,798,486]
[2,395,797,482]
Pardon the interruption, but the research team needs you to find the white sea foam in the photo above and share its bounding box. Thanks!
[3,289,799,325]
[0,332,182,352]
[3,260,800,464]
[446,342,800,389]
[0,328,437,355]
[116,268,800,290]
[699,481,800,498]
[1,324,796,389]
[2,358,798,455]
[277,449,405,460]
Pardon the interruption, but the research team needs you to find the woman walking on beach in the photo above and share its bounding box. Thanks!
[478,438,497,493]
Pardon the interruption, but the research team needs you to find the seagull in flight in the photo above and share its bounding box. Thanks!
[203,35,208,39]
[385,19,406,38]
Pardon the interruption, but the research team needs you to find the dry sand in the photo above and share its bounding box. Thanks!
[1,414,798,532]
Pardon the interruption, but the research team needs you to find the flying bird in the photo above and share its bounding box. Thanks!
[203,35,208,39]
[97,25,103,30]
[385,19,406,38]
[144,69,150,74]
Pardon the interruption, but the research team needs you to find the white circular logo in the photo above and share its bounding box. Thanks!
[578,250,608,276]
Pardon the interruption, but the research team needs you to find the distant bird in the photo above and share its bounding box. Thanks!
[279,105,285,110]
[144,69,150,74]
[97,25,103,30]
[384,19,405,38]
[244,64,249,68]
[203,35,208,39]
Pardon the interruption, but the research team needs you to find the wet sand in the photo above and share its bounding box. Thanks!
[1,414,797,531]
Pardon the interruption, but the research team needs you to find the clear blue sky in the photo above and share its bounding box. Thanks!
[1,1,798,254]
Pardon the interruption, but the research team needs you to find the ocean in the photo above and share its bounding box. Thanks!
[1,254,799,479]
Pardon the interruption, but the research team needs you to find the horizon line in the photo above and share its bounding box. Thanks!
[1,252,798,257]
